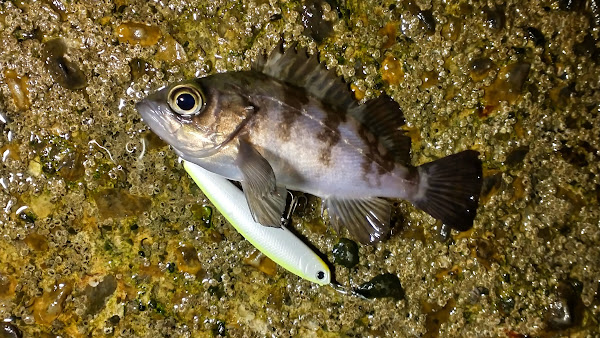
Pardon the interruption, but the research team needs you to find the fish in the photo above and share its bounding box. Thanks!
[183,160,331,285]
[136,42,483,244]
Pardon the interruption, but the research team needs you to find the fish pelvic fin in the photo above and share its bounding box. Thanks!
[349,95,411,165]
[237,139,287,227]
[323,197,391,244]
[411,150,483,231]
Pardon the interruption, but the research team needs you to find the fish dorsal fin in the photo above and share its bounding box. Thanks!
[349,95,412,165]
[253,41,357,112]
[254,42,411,164]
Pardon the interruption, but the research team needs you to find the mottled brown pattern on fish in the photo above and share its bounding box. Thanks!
[276,84,308,142]
[357,122,396,182]
[316,104,346,166]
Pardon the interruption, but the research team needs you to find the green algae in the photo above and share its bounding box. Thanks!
[0,0,599,336]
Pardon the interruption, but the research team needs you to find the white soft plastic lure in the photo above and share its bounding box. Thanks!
[183,160,331,285]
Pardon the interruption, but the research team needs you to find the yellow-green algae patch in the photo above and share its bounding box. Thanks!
[0,0,599,337]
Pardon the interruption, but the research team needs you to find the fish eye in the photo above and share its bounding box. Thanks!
[167,84,204,116]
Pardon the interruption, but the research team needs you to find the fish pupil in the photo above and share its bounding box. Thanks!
[176,93,196,111]
[317,271,325,280]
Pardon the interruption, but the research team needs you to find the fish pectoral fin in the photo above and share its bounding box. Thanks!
[237,139,287,227]
[242,184,288,228]
[323,197,392,245]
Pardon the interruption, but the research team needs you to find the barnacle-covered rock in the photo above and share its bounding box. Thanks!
[483,62,530,115]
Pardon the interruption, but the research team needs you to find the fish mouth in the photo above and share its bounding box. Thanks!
[135,100,181,142]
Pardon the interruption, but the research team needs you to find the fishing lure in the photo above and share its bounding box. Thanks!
[183,160,331,286]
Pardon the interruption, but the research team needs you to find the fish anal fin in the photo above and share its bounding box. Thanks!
[411,150,483,231]
[237,139,287,227]
[323,197,392,244]
[350,95,411,165]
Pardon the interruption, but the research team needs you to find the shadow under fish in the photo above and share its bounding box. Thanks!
[135,41,483,244]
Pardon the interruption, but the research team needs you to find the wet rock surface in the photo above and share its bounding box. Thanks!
[0,0,599,336]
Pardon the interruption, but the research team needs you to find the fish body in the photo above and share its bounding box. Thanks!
[177,71,413,198]
[137,43,483,244]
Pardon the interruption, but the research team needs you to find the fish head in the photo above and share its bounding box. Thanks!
[136,78,253,158]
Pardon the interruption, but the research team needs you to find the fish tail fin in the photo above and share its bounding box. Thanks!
[411,150,483,231]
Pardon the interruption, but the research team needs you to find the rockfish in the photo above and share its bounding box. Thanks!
[136,43,483,244]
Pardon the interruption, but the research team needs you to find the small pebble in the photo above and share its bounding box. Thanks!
[0,323,22,338]
[42,39,87,90]
[380,55,403,86]
[354,273,404,300]
[33,281,72,325]
[116,22,162,46]
[3,70,30,110]
[176,246,203,275]
[417,10,436,34]
[129,58,154,81]
[332,238,359,268]
[526,27,545,47]
[243,249,277,276]
[92,189,151,220]
[155,36,188,64]
[84,275,117,316]
[301,0,334,43]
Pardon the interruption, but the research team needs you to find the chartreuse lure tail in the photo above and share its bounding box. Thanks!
[183,160,331,285]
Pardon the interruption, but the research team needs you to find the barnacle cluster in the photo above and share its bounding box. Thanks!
[0,0,599,336]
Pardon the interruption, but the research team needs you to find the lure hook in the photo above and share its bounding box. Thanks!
[329,281,371,300]
[281,192,299,228]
